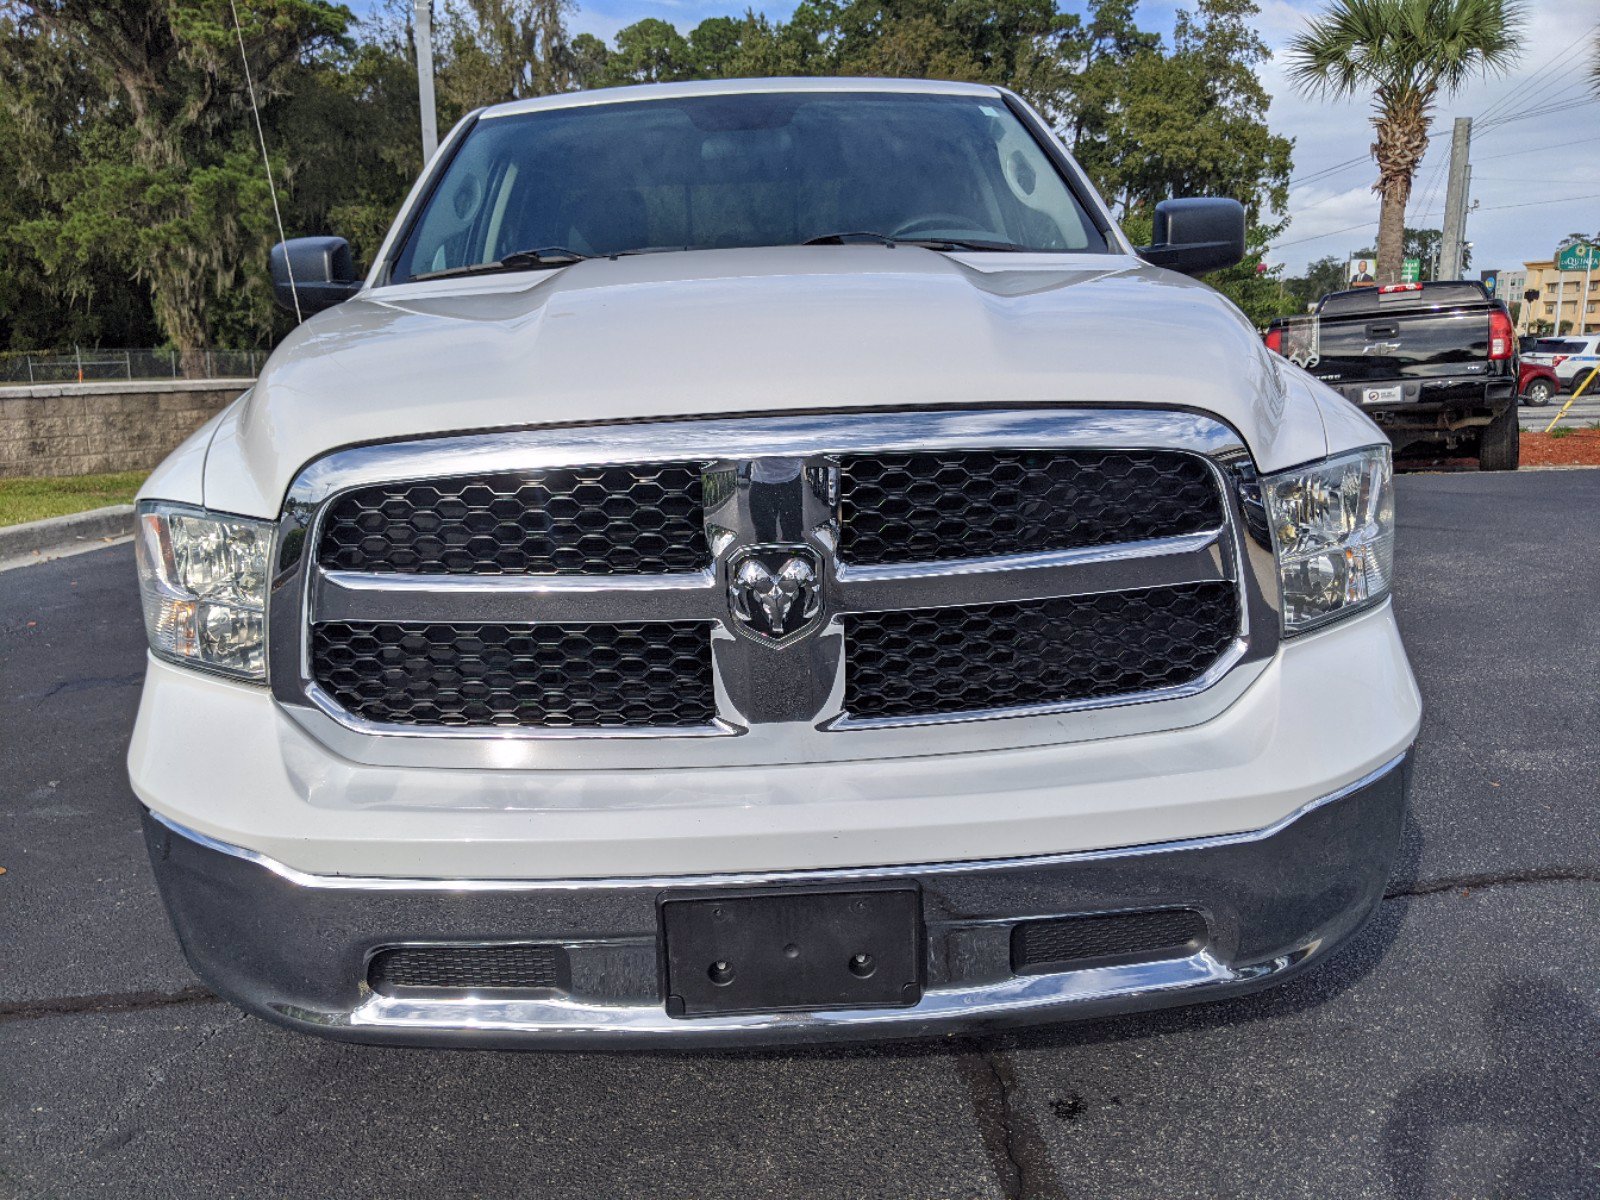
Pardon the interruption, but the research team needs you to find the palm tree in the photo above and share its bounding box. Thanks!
[1288,0,1524,284]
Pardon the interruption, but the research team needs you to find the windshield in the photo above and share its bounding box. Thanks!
[390,92,1106,282]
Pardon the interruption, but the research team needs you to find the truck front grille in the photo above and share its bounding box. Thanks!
[318,462,709,575]
[278,411,1263,754]
[843,582,1238,721]
[838,449,1222,565]
[1012,909,1208,975]
[369,944,567,994]
[311,620,715,728]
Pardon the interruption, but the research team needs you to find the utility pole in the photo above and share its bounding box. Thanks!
[1439,117,1472,281]
[413,0,439,162]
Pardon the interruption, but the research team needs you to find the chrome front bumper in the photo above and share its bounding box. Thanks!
[143,750,1410,1049]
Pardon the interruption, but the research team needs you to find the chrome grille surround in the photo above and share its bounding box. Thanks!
[268,409,1282,769]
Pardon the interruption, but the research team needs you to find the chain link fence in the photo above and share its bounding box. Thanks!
[0,348,263,385]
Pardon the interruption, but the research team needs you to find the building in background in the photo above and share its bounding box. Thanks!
[1522,251,1600,336]
[1479,267,1524,303]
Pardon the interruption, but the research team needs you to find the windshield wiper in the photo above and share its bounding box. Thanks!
[899,237,1028,253]
[801,231,899,247]
[410,246,591,282]
[800,232,1028,253]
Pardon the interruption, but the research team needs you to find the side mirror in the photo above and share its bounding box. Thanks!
[1137,198,1247,277]
[270,237,363,317]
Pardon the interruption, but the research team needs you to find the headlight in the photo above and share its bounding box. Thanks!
[134,501,273,680]
[1262,446,1394,634]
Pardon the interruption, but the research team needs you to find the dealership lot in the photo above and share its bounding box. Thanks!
[1519,394,1600,428]
[2,471,1596,1199]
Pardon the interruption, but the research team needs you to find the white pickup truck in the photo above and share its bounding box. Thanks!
[130,78,1420,1048]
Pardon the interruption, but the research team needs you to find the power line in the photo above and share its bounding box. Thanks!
[1408,143,1451,229]
[1477,133,1600,162]
[1288,154,1370,187]
[1268,220,1376,252]
[1412,192,1600,222]
[1482,97,1599,132]
[1471,175,1600,184]
[1477,192,1600,214]
[1474,17,1600,125]
[1270,192,1600,257]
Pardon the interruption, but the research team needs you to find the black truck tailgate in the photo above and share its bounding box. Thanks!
[1307,283,1493,386]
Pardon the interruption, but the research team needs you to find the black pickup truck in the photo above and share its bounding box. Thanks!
[1272,281,1519,470]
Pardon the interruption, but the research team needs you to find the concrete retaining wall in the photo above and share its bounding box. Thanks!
[0,379,253,479]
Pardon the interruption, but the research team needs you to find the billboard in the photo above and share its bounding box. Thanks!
[1556,243,1599,272]
[1346,257,1377,287]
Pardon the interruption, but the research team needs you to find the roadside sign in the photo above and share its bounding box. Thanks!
[1401,258,1421,283]
[1556,243,1599,272]
[1480,270,1499,296]
[1347,257,1377,287]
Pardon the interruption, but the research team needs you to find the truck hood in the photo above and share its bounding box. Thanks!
[202,246,1328,515]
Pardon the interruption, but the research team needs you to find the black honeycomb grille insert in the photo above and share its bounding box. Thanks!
[311,620,715,728]
[317,463,709,575]
[369,944,567,993]
[1012,909,1208,974]
[838,449,1222,566]
[842,581,1238,720]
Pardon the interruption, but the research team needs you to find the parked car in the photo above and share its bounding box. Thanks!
[1522,334,1600,393]
[130,78,1420,1049]
[1291,282,1519,469]
[1519,360,1561,406]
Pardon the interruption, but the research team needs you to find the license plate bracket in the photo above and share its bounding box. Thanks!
[660,885,923,1018]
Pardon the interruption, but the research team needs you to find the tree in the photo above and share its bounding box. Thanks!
[1282,254,1350,310]
[0,14,164,351]
[1287,0,1523,286]
[3,1,349,371]
[605,17,694,84]
[1099,0,1292,218]
[436,0,576,109]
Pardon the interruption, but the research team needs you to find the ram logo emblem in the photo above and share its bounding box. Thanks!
[727,545,823,645]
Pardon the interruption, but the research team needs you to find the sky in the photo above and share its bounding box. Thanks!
[360,0,1600,276]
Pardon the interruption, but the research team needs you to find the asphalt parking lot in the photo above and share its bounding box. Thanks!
[1519,393,1600,429]
[2,470,1597,1199]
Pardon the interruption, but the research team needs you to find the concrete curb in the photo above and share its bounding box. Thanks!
[0,504,135,566]
[0,378,254,399]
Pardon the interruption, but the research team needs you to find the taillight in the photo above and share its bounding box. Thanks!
[1488,309,1514,360]
[1265,327,1283,353]
[1379,283,1423,293]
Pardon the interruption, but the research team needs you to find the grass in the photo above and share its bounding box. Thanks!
[1547,427,1574,440]
[0,470,148,527]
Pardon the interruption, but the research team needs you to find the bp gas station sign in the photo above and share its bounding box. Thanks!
[1556,243,1599,272]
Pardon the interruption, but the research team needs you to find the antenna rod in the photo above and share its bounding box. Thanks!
[231,0,300,324]
[414,0,439,162]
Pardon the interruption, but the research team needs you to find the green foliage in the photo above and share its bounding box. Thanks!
[573,0,1293,223]
[1286,0,1524,102]
[1072,0,1291,219]
[0,470,149,527]
[437,0,576,107]
[1,1,357,362]
[1280,254,1350,311]
[0,0,1300,356]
